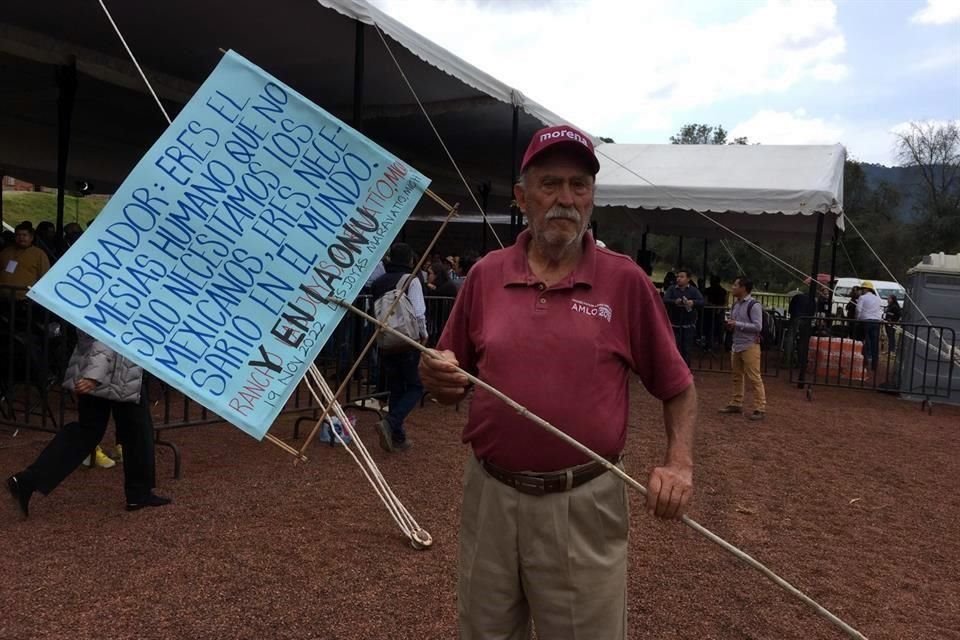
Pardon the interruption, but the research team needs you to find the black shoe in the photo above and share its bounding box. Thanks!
[393,439,412,452]
[6,474,32,518]
[126,494,172,512]
[749,411,766,421]
[376,419,395,453]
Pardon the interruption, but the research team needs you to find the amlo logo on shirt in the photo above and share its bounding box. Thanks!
[571,299,612,322]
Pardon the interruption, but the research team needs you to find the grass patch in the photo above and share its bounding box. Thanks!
[2,191,109,230]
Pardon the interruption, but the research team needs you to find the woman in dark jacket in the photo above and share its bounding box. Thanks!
[883,295,902,353]
[6,333,170,517]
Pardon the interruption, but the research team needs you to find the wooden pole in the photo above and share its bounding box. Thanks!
[296,202,460,455]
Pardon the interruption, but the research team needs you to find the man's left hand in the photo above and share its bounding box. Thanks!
[645,462,693,520]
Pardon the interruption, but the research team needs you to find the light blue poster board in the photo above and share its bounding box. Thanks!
[28,51,430,439]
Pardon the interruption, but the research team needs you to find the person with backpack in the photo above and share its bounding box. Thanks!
[718,275,766,420]
[371,243,428,452]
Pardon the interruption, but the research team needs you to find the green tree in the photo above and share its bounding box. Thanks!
[670,124,727,145]
[670,123,750,145]
[895,121,960,252]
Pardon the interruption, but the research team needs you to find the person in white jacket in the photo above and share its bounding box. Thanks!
[6,333,171,517]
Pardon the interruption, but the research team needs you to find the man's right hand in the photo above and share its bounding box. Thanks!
[419,349,470,405]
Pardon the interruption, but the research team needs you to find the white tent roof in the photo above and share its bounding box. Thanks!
[317,0,571,131]
[593,143,845,241]
[0,0,575,201]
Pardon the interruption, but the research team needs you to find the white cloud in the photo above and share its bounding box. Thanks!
[730,109,843,146]
[369,0,848,139]
[909,46,960,72]
[729,111,913,165]
[910,0,960,25]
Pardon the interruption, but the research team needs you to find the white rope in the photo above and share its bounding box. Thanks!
[371,23,505,250]
[719,238,744,274]
[301,365,431,548]
[329,295,869,640]
[839,238,859,279]
[97,0,172,126]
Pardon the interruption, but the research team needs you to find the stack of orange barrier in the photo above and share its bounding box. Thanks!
[807,337,864,380]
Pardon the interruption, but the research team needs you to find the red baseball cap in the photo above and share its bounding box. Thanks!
[520,125,600,175]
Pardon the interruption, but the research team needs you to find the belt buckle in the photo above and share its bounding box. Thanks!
[513,474,546,496]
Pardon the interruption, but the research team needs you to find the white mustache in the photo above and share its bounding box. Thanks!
[545,206,580,223]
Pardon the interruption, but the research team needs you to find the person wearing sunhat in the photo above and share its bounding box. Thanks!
[856,280,883,370]
[419,124,697,639]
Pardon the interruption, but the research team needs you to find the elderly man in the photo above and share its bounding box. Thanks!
[419,125,697,640]
[0,222,51,299]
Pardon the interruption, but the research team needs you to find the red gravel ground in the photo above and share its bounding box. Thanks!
[2,372,959,640]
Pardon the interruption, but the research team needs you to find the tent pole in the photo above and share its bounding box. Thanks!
[827,224,839,312]
[638,228,651,275]
[353,22,365,132]
[702,238,709,286]
[808,213,825,302]
[510,105,519,242]
[478,181,490,252]
[798,213,826,386]
[56,57,77,254]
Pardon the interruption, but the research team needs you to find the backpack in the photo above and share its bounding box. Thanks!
[748,299,777,350]
[374,275,421,352]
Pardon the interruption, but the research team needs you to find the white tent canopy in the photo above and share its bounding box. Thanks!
[0,0,573,202]
[592,143,846,241]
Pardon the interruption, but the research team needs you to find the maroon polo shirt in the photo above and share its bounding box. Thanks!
[437,230,693,472]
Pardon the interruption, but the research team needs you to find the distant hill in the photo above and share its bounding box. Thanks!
[858,163,926,223]
[1,191,108,230]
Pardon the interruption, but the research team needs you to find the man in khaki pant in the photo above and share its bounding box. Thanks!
[719,276,766,420]
[420,124,697,639]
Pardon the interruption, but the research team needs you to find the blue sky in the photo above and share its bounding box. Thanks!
[370,0,960,165]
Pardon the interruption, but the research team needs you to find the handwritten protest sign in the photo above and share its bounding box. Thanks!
[28,51,430,439]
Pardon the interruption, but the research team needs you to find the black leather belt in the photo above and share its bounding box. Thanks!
[480,455,622,496]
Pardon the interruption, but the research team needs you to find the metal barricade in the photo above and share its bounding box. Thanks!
[663,301,784,377]
[788,316,956,406]
[0,286,70,434]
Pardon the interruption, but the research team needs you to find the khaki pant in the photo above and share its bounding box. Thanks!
[459,455,628,640]
[730,343,766,411]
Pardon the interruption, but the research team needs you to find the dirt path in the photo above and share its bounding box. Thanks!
[2,373,958,639]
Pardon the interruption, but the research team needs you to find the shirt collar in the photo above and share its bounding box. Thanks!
[502,229,597,289]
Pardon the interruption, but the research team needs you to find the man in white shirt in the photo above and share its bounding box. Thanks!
[856,280,883,370]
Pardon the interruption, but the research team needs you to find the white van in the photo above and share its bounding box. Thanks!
[831,277,906,315]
